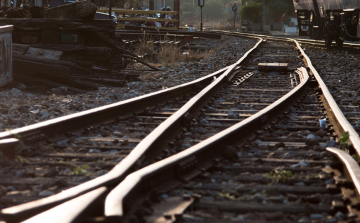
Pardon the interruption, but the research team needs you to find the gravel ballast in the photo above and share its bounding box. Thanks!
[0,36,258,132]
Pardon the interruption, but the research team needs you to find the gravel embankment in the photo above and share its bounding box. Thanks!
[0,36,258,131]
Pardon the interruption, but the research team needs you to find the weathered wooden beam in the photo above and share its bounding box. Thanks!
[193,201,331,214]
[188,183,333,195]
[13,55,72,79]
[0,18,115,33]
[14,73,87,93]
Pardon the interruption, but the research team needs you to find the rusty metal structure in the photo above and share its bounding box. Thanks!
[294,0,360,46]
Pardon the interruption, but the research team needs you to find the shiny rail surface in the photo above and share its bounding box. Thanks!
[6,37,267,222]
[218,32,360,220]
[0,65,229,222]
[102,38,360,222]
[0,36,260,222]
[212,30,360,49]
[103,42,310,221]
[215,31,360,156]
[23,39,309,222]
[5,32,360,223]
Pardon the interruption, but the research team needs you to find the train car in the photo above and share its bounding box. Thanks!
[294,0,360,46]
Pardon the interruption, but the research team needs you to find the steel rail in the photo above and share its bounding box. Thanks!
[295,40,360,200]
[0,66,229,222]
[19,33,360,223]
[235,30,360,200]
[215,31,360,158]
[225,30,360,209]
[216,31,314,46]
[18,37,263,223]
[243,31,360,213]
[103,38,360,221]
[294,40,360,158]
[103,65,309,220]
[212,30,360,49]
[0,39,263,222]
[327,147,360,198]
[0,67,227,142]
[228,30,360,220]
[10,31,360,222]
[23,187,108,223]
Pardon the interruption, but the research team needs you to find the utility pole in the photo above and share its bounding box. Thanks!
[239,0,242,31]
[109,0,112,19]
[174,0,180,28]
[232,4,237,30]
[198,0,204,31]
[201,7,203,31]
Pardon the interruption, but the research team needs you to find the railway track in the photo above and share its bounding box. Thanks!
[212,32,360,148]
[100,40,360,223]
[0,66,228,222]
[0,92,196,201]
[211,30,360,50]
[304,45,360,142]
[119,80,340,223]
[0,35,258,222]
[2,33,360,223]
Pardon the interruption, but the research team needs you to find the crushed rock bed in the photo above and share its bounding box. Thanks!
[0,36,258,131]
[305,46,360,128]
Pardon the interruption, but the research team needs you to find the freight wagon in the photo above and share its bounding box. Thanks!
[294,0,360,46]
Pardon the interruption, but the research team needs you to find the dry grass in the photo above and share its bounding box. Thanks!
[181,49,213,63]
[158,45,214,65]
[137,31,161,57]
[158,44,182,66]
[136,32,217,67]
[138,72,162,81]
[137,40,155,57]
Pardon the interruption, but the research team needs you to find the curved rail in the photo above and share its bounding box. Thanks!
[1,39,263,223]
[295,38,360,199]
[212,30,360,49]
[103,66,309,219]
[24,187,108,223]
[229,31,360,200]
[8,32,360,223]
[103,37,360,221]
[0,63,229,222]
[294,40,360,156]
[222,31,360,209]
[17,37,263,223]
[327,147,360,198]
[216,31,360,157]
[0,67,227,142]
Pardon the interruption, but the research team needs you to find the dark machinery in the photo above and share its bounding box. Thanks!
[294,0,360,46]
